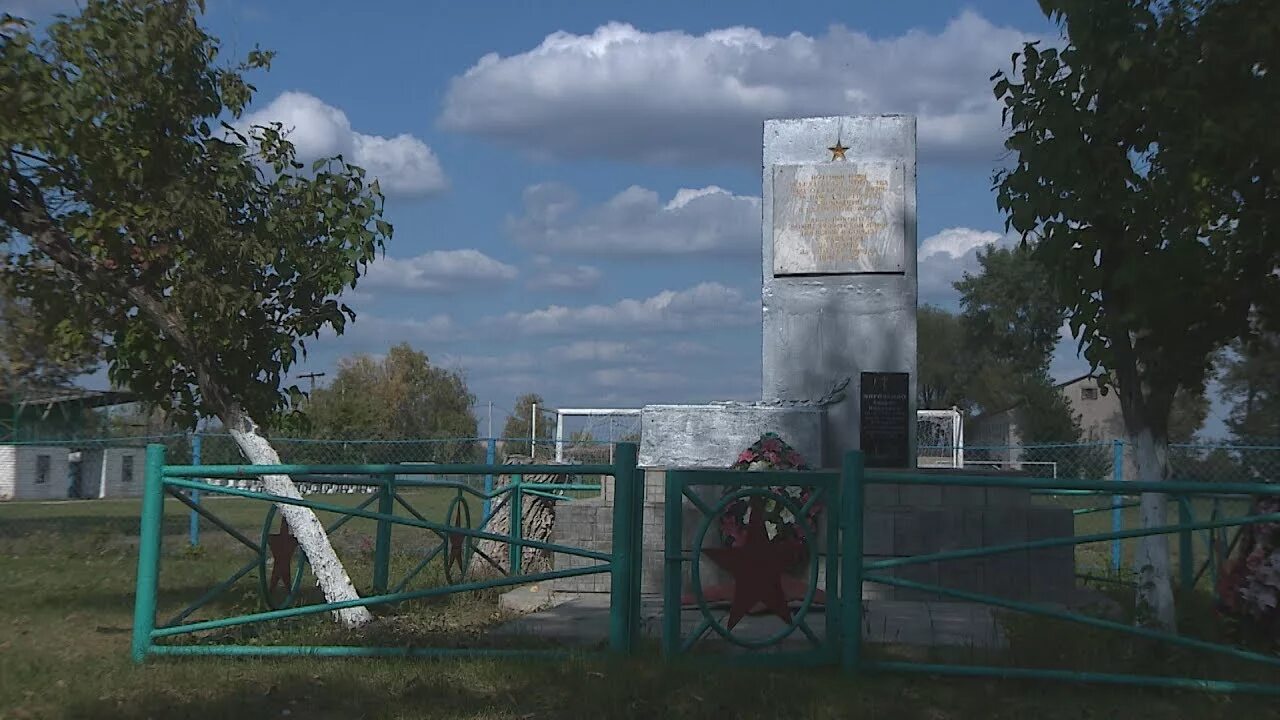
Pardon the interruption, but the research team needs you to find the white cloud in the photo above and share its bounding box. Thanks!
[363,249,517,292]
[242,91,447,196]
[917,227,1012,308]
[588,368,687,390]
[508,183,760,255]
[556,340,632,363]
[494,282,756,335]
[525,255,603,291]
[437,352,537,374]
[440,12,1042,165]
[338,312,455,345]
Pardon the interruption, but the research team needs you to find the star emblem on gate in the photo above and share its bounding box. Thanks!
[700,495,804,629]
[267,516,299,594]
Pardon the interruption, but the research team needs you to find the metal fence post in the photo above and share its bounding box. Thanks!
[132,443,166,663]
[841,450,866,673]
[188,432,202,548]
[661,467,682,658]
[1111,440,1124,573]
[1178,495,1195,592]
[609,442,639,655]
[372,474,395,594]
[509,473,523,576]
[483,438,495,520]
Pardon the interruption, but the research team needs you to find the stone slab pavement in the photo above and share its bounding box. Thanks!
[491,592,1008,651]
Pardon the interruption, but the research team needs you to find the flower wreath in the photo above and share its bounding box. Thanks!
[1216,495,1280,643]
[718,433,823,565]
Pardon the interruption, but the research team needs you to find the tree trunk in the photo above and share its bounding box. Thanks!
[1129,424,1177,631]
[472,455,569,577]
[224,409,373,628]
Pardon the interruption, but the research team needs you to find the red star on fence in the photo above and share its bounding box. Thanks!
[699,496,804,629]
[445,504,466,578]
[683,496,826,617]
[267,516,299,594]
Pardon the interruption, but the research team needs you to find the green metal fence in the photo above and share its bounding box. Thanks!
[130,442,643,662]
[847,453,1280,695]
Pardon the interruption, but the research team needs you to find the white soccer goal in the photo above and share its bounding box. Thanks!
[916,408,964,468]
[554,408,642,464]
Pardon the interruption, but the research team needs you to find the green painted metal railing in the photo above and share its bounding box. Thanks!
[131,443,642,663]
[844,451,1280,695]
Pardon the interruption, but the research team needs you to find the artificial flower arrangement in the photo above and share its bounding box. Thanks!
[718,432,822,566]
[1216,495,1280,644]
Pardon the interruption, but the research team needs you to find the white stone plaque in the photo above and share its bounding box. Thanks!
[772,161,905,275]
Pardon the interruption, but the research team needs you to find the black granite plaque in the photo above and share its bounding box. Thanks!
[860,372,910,468]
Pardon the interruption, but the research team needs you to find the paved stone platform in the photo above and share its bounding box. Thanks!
[491,592,1008,650]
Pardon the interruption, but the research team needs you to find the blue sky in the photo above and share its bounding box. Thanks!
[9,0,1233,438]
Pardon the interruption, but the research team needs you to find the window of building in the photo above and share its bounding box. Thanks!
[122,455,134,483]
[1081,387,1099,401]
[35,455,50,484]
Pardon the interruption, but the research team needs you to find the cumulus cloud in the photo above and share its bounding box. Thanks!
[917,227,1013,308]
[525,255,603,291]
[494,282,756,335]
[340,313,455,344]
[556,340,633,363]
[242,91,447,196]
[508,183,760,255]
[363,249,518,292]
[440,12,1042,165]
[588,368,688,390]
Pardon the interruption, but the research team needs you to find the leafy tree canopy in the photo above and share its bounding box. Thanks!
[296,343,477,441]
[501,393,553,458]
[0,0,392,433]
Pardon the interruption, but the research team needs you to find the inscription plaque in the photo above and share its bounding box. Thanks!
[859,372,910,468]
[772,161,905,275]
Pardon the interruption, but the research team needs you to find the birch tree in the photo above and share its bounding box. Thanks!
[993,0,1279,629]
[1,0,394,626]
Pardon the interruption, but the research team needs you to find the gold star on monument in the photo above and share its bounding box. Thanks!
[828,140,848,161]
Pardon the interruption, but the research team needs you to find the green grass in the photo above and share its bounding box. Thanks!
[1,493,1278,720]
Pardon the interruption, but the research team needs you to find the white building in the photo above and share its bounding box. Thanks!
[75,447,146,499]
[0,445,71,500]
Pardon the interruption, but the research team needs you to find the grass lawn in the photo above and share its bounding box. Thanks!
[1,492,1277,720]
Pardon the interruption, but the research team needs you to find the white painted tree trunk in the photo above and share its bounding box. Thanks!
[1130,426,1176,631]
[228,425,374,628]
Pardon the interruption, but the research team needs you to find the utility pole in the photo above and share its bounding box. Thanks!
[298,371,326,396]
[531,403,537,460]
[487,401,493,440]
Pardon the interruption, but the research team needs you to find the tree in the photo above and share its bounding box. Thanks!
[1220,334,1280,445]
[501,393,552,459]
[953,243,1082,443]
[0,272,98,396]
[303,343,477,442]
[955,244,1065,386]
[1,1,396,626]
[917,305,971,410]
[1168,388,1210,445]
[992,0,1280,629]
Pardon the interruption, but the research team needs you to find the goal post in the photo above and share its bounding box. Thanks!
[554,408,642,463]
[916,408,964,468]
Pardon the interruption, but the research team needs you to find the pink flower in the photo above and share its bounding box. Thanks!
[736,450,754,464]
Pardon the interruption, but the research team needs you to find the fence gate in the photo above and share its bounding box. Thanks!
[660,468,848,665]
